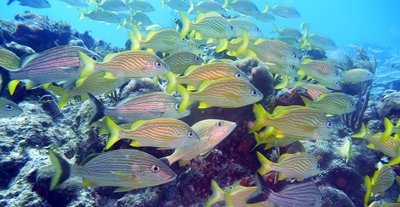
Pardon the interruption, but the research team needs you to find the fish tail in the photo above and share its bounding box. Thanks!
[274,75,289,89]
[388,146,400,166]
[236,30,248,55]
[351,123,367,139]
[0,66,11,96]
[188,0,194,13]
[249,104,270,133]
[78,51,96,78]
[128,31,141,51]
[179,11,191,39]
[165,72,178,94]
[270,23,278,34]
[222,0,228,8]
[252,132,265,151]
[246,173,271,204]
[160,0,165,8]
[77,8,85,20]
[46,85,71,109]
[48,150,71,191]
[256,151,273,175]
[381,117,394,142]
[176,84,191,114]
[204,180,224,207]
[105,117,121,150]
[262,2,269,13]
[364,175,372,206]
[300,95,312,107]
[87,93,105,125]
[215,39,228,52]
[7,0,15,5]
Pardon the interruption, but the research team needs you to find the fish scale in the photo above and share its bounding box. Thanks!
[268,182,322,206]
[371,165,395,193]
[248,40,298,65]
[273,153,319,179]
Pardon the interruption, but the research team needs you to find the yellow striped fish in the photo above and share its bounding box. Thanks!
[300,92,357,115]
[205,180,274,207]
[179,11,235,40]
[105,117,201,150]
[341,68,374,83]
[257,152,320,181]
[297,59,341,81]
[246,173,323,206]
[382,117,400,142]
[249,104,333,140]
[0,45,102,95]
[48,149,176,192]
[228,18,262,39]
[253,127,297,150]
[293,82,331,100]
[352,123,400,166]
[162,119,236,166]
[162,51,204,75]
[0,47,20,70]
[129,28,190,52]
[165,62,249,93]
[88,92,191,125]
[364,164,395,206]
[47,71,129,108]
[78,50,169,78]
[176,77,263,113]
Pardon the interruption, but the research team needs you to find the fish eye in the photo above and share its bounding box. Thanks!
[174,103,180,110]
[256,27,260,31]
[194,56,199,62]
[217,122,223,127]
[5,104,13,111]
[230,25,234,30]
[290,65,296,70]
[91,56,98,61]
[335,72,339,76]
[292,53,297,59]
[351,102,355,107]
[326,121,333,128]
[316,163,320,168]
[335,81,340,85]
[320,196,324,201]
[150,164,160,172]
[367,73,371,76]
[155,61,163,68]
[251,90,258,96]
[187,131,195,137]
[235,72,243,78]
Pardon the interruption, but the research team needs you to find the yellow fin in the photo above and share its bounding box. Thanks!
[198,101,210,109]
[204,180,224,207]
[8,80,20,95]
[129,120,147,131]
[82,179,97,186]
[105,118,121,150]
[78,51,96,78]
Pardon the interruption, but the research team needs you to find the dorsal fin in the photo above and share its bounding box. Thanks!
[79,153,101,166]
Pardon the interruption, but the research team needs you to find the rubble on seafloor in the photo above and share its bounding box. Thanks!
[0,12,399,207]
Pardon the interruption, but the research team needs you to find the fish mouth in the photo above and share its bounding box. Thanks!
[166,172,177,181]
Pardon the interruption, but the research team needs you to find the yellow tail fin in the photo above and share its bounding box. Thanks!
[256,151,273,175]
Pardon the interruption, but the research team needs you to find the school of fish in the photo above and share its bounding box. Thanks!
[2,0,399,206]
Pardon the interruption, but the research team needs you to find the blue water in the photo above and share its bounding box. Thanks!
[2,0,400,56]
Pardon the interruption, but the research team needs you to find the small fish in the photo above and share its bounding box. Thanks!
[254,12,275,23]
[364,164,396,206]
[188,1,227,16]
[382,118,400,142]
[276,36,300,47]
[0,47,20,70]
[253,127,297,150]
[7,0,51,8]
[176,77,263,113]
[267,4,300,18]
[47,71,129,108]
[0,45,103,95]
[0,97,23,118]
[227,0,260,17]
[48,149,176,192]
[228,18,262,39]
[267,63,299,78]
[165,62,249,93]
[78,50,169,78]
[162,119,236,166]
[300,92,357,115]
[59,0,89,7]
[246,173,323,206]
[293,81,331,100]
[385,56,400,67]
[130,12,153,26]
[179,11,235,40]
[341,68,374,83]
[105,117,201,149]
[271,24,302,39]
[161,0,190,11]
[127,0,155,12]
[130,28,190,52]
[95,0,130,11]
[87,92,190,125]
[335,139,353,163]
[162,51,203,75]
[257,151,320,181]
[78,8,122,24]
[301,33,337,51]
[205,180,273,207]
[352,123,400,166]
[240,34,300,66]
[249,104,333,140]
